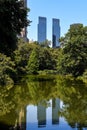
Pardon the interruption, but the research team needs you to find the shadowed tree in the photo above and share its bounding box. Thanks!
[0,0,30,56]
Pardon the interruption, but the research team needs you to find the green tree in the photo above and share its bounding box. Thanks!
[0,53,15,85]
[14,41,39,75]
[57,24,87,77]
[40,39,51,48]
[50,48,61,70]
[0,0,30,55]
[27,48,39,74]
[38,48,54,70]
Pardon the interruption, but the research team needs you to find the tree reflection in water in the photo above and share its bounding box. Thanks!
[0,75,87,130]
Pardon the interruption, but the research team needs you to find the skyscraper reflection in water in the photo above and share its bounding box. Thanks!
[37,98,60,128]
[52,98,60,125]
[37,102,46,128]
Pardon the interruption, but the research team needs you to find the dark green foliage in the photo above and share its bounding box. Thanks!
[0,53,15,85]
[0,0,30,55]
[14,42,56,75]
[50,48,61,70]
[82,69,87,79]
[14,42,39,75]
[27,48,39,74]
[57,24,87,77]
[38,48,54,70]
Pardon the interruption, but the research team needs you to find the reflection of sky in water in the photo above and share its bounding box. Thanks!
[27,105,37,123]
[26,100,78,130]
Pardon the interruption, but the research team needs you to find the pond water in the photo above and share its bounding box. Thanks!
[26,99,75,130]
[0,75,87,130]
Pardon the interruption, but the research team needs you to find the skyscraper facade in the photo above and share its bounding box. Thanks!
[20,0,28,41]
[52,19,60,48]
[23,0,27,7]
[38,17,47,43]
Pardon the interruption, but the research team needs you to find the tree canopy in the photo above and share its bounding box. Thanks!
[0,0,30,55]
[57,24,87,77]
[27,48,39,74]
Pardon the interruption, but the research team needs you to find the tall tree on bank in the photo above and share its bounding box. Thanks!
[0,0,30,55]
[57,24,87,77]
[27,48,39,74]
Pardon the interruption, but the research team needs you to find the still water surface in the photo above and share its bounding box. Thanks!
[0,75,87,130]
[27,99,75,130]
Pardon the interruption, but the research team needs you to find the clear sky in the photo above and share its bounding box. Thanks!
[27,0,87,41]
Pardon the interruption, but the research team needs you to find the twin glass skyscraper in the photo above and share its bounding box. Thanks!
[38,17,47,43]
[52,19,60,47]
[38,17,60,48]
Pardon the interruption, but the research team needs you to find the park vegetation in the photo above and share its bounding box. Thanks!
[0,1,87,85]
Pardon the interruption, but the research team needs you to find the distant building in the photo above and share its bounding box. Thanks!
[38,17,47,43]
[23,0,27,7]
[19,0,28,42]
[52,19,60,48]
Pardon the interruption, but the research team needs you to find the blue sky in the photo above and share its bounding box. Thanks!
[27,0,87,41]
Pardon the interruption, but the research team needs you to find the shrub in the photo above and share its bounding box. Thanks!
[0,53,15,85]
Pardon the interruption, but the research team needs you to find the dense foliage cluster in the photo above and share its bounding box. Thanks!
[0,53,15,85]
[57,24,87,77]
[0,0,30,55]
[14,41,57,75]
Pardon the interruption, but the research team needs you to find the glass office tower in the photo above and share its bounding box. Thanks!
[52,19,60,48]
[38,17,47,43]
